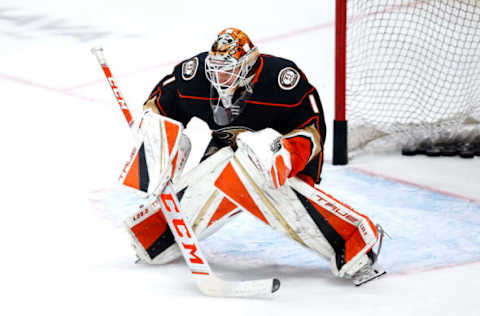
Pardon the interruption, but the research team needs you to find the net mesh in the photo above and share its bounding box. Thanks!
[346,0,480,157]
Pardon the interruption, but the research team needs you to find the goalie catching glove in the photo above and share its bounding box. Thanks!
[236,128,314,189]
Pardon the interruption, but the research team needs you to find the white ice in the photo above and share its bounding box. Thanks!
[1,1,479,316]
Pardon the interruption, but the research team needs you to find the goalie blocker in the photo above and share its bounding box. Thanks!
[123,112,385,284]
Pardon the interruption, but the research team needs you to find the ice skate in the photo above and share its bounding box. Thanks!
[351,255,386,286]
[352,224,388,286]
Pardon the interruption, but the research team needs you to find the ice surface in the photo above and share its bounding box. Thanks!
[1,1,479,315]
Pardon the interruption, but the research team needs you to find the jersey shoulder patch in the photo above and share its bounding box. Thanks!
[278,66,300,90]
[181,57,199,81]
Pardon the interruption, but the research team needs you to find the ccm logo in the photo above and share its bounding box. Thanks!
[107,77,128,110]
[160,193,204,265]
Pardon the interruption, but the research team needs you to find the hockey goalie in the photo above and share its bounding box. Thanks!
[122,28,386,286]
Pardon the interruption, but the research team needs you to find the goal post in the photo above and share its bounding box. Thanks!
[333,0,348,165]
[333,0,480,163]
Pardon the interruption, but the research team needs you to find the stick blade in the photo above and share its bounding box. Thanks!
[196,275,280,297]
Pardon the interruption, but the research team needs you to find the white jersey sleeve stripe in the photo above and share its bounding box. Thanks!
[163,76,176,86]
[308,94,319,113]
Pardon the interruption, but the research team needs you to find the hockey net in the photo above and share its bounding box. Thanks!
[339,0,480,159]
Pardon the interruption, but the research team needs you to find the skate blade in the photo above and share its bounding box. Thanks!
[354,270,387,286]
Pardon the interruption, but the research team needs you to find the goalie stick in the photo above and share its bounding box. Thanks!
[91,47,135,128]
[91,46,280,297]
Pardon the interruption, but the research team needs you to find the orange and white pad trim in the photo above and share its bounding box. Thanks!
[288,177,379,275]
[119,111,184,194]
[213,146,335,259]
[125,146,242,265]
[215,161,270,224]
[216,136,379,271]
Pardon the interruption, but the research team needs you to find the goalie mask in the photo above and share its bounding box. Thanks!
[205,28,259,126]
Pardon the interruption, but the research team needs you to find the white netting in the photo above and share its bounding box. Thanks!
[346,0,480,157]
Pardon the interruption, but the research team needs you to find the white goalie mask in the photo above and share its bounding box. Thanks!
[205,28,260,125]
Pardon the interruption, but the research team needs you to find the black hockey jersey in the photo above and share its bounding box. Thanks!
[145,52,326,183]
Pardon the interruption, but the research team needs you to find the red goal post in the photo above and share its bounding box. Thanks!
[333,0,480,164]
[334,0,348,165]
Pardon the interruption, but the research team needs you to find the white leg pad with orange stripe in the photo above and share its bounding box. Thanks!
[232,131,380,277]
[139,111,191,189]
[289,178,379,278]
[122,112,191,264]
[214,146,335,260]
[126,146,242,264]
[119,111,190,194]
[173,147,242,239]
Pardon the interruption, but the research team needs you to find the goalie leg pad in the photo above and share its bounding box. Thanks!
[214,146,335,259]
[173,147,242,239]
[231,131,379,276]
[125,198,179,264]
[120,111,188,194]
[289,178,379,278]
[125,147,239,264]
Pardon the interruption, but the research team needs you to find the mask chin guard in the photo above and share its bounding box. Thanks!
[210,86,251,126]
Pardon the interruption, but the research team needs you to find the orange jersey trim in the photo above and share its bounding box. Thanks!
[177,90,219,101]
[149,86,162,99]
[155,100,167,116]
[246,87,315,108]
[295,116,324,182]
[149,87,167,116]
[252,56,264,85]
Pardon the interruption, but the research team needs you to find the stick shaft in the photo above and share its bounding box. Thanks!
[91,46,135,127]
[158,182,212,277]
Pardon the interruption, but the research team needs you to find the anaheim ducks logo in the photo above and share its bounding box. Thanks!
[212,126,254,149]
[278,67,300,90]
[181,57,198,81]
